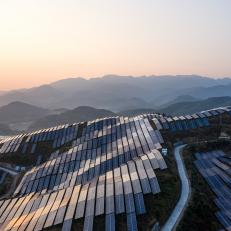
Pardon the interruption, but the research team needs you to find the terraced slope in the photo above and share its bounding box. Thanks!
[0,106,230,231]
[0,116,167,231]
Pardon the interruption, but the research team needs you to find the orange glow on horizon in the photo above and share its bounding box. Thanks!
[0,0,230,90]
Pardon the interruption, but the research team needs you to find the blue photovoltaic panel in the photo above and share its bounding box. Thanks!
[7,111,225,230]
[194,150,231,230]
[134,193,146,215]
[105,213,115,231]
[127,212,138,231]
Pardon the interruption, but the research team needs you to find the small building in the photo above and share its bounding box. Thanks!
[218,132,230,141]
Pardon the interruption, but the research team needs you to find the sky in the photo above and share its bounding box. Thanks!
[0,0,231,90]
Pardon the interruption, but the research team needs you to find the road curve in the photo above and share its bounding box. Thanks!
[161,144,190,231]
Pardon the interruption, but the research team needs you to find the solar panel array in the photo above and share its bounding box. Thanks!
[0,107,231,230]
[0,116,167,231]
[0,123,81,154]
[0,107,230,155]
[0,134,26,154]
[150,107,231,132]
[194,151,231,230]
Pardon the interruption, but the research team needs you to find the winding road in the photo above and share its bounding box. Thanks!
[161,144,191,231]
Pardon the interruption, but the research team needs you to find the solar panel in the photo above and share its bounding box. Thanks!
[16,196,42,231]
[134,193,146,215]
[0,114,177,230]
[75,183,89,219]
[105,213,115,231]
[34,192,58,231]
[54,187,74,225]
[141,155,160,194]
[8,194,37,231]
[43,189,66,228]
[127,212,138,231]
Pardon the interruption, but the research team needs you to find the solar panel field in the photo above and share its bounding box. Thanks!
[0,107,230,230]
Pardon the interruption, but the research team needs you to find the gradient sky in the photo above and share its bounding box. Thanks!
[0,0,231,90]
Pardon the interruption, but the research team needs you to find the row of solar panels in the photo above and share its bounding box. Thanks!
[1,107,229,230]
[0,122,88,155]
[0,134,26,154]
[0,107,230,155]
[0,115,163,155]
[23,123,80,154]
[72,117,163,153]
[14,117,165,196]
[0,116,167,231]
[153,116,210,131]
[151,107,231,132]
[0,152,164,231]
[141,107,231,120]
[194,151,231,230]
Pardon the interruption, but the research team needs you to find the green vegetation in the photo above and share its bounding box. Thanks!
[177,145,223,231]
[0,174,14,196]
[44,225,62,231]
[0,141,53,166]
[0,152,37,166]
[137,147,180,230]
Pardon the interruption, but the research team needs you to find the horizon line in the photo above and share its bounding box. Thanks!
[1,73,231,92]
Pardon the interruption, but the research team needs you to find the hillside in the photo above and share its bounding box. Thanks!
[0,85,62,108]
[183,84,231,99]
[158,95,199,108]
[29,106,116,130]
[160,96,231,115]
[0,106,230,231]
[0,101,51,123]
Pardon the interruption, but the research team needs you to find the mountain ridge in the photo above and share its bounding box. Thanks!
[1,75,231,111]
[0,101,51,123]
[159,96,231,115]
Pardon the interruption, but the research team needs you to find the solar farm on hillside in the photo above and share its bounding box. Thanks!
[0,107,230,231]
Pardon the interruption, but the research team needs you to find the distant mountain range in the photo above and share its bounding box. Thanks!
[0,95,231,133]
[1,75,231,134]
[0,101,51,124]
[1,75,231,111]
[29,96,231,130]
[158,95,199,108]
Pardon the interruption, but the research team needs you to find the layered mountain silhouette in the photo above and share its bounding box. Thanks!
[1,75,231,133]
[159,96,231,115]
[0,101,51,123]
[1,75,231,111]
[29,106,116,130]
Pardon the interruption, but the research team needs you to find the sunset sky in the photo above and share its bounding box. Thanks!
[0,0,231,90]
